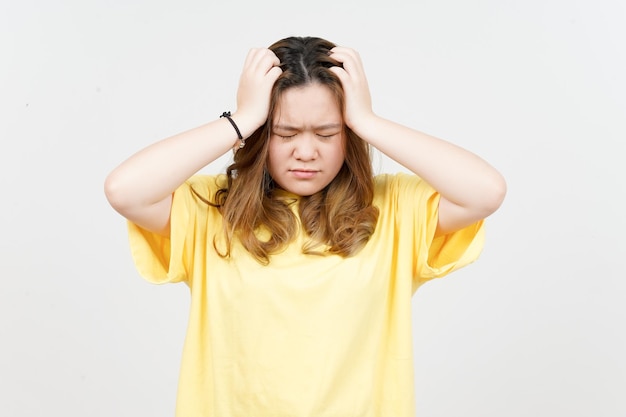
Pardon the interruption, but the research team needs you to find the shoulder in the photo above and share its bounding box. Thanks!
[170,174,228,210]
[181,174,228,198]
[374,172,434,197]
[185,173,228,189]
[373,172,439,219]
[374,171,416,187]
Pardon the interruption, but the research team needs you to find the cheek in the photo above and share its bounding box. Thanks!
[330,143,346,170]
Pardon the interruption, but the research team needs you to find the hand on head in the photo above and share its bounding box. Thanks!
[328,47,375,131]
[234,48,283,135]
[234,40,376,139]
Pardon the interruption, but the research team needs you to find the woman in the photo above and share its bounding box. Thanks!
[105,36,506,417]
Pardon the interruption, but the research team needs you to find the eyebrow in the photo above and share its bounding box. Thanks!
[273,123,342,131]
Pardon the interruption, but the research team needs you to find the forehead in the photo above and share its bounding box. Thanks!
[273,83,341,127]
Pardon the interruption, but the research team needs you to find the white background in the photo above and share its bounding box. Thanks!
[1,0,625,416]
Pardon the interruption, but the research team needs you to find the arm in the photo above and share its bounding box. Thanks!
[104,48,282,235]
[329,47,507,236]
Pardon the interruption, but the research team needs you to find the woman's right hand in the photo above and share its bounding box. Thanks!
[232,48,283,136]
[104,48,283,236]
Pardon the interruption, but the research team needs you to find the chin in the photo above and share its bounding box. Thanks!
[284,183,324,197]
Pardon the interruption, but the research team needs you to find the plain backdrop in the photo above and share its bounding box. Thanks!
[1,0,625,416]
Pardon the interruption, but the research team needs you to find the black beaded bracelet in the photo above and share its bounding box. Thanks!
[220,111,245,149]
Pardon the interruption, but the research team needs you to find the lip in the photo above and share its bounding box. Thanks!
[290,169,319,179]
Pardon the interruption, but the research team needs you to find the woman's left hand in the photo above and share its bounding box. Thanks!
[329,47,376,133]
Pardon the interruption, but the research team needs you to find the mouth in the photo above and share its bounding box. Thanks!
[289,169,319,179]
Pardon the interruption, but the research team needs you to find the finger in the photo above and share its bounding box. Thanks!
[243,47,263,69]
[263,53,281,76]
[329,66,348,85]
[329,47,361,62]
[329,49,363,77]
[242,49,254,67]
[266,65,283,82]
[251,49,280,75]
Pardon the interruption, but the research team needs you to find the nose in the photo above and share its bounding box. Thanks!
[293,134,318,161]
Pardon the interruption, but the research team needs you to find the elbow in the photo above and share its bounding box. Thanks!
[103,171,130,213]
[482,172,507,217]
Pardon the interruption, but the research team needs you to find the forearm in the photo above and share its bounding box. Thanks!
[104,114,254,211]
[354,115,506,211]
[325,46,505,233]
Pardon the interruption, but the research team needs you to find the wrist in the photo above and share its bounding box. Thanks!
[347,112,380,141]
[230,111,266,139]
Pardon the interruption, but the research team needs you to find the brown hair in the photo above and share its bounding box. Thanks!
[196,36,379,264]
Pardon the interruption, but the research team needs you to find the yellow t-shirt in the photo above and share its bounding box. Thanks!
[128,172,484,417]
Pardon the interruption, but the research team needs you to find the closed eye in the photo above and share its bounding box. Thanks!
[317,133,339,139]
[279,134,297,140]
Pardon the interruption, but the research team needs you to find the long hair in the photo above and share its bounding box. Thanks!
[195,36,379,264]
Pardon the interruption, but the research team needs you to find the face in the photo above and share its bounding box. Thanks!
[268,83,345,197]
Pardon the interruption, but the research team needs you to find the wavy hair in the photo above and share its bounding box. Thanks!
[194,36,379,264]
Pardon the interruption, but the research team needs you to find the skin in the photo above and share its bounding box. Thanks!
[328,47,507,235]
[104,46,506,238]
[268,84,346,197]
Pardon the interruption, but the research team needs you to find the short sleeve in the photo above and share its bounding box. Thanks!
[126,175,222,284]
[376,173,485,286]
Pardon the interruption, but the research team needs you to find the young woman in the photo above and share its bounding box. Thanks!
[105,36,506,417]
